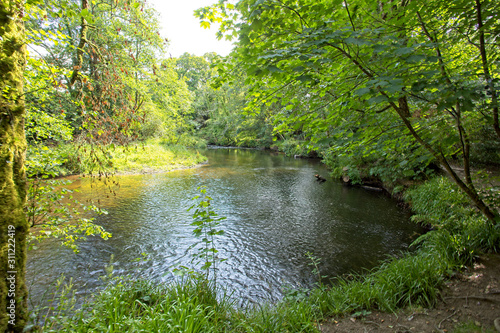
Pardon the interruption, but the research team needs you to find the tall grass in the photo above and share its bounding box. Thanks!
[405,177,500,259]
[38,277,230,333]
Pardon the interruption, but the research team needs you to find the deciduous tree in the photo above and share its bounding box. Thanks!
[199,0,499,224]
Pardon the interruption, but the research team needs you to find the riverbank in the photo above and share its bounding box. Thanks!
[321,253,500,332]
[103,140,208,175]
[27,138,208,177]
[317,170,500,332]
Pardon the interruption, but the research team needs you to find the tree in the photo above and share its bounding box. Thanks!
[143,58,194,142]
[198,0,500,224]
[175,52,214,92]
[0,1,28,331]
[25,0,168,146]
[174,53,272,147]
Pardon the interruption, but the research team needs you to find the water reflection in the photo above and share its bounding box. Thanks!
[27,148,423,306]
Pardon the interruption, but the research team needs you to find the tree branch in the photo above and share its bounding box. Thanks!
[475,0,500,140]
[344,0,356,31]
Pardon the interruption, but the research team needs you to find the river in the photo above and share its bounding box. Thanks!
[27,147,423,306]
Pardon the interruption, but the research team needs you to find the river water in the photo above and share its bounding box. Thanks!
[27,147,423,306]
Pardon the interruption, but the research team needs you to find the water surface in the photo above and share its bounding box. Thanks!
[27,148,422,305]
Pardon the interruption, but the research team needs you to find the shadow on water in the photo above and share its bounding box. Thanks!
[27,148,424,307]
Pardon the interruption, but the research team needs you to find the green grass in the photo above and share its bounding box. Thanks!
[41,138,207,176]
[35,276,322,333]
[107,139,207,174]
[37,278,229,333]
[452,320,496,333]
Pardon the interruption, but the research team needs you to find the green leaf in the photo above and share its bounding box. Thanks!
[251,19,263,31]
[405,54,426,63]
[267,65,283,73]
[80,8,91,21]
[344,37,370,46]
[394,47,415,55]
[296,75,313,82]
[368,95,387,104]
[355,87,371,96]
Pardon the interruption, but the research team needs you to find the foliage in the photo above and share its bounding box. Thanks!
[24,0,196,149]
[26,177,111,253]
[405,177,475,226]
[306,252,327,289]
[275,137,313,157]
[174,187,226,285]
[176,52,215,92]
[143,58,194,142]
[24,54,74,144]
[198,0,500,224]
[25,144,111,252]
[36,277,321,333]
[321,120,437,185]
[305,250,447,316]
[98,139,207,174]
[175,53,274,147]
[175,133,208,149]
[38,277,229,333]
[26,144,73,177]
[405,177,500,260]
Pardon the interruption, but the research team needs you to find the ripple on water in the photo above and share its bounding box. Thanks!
[27,148,424,306]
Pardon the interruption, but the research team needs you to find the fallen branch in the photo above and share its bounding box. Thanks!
[438,310,457,329]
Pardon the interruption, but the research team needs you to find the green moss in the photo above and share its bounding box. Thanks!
[0,1,28,331]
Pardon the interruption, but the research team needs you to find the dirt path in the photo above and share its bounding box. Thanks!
[320,254,500,332]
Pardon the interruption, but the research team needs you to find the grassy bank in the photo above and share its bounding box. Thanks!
[30,175,500,332]
[94,139,207,175]
[27,138,207,177]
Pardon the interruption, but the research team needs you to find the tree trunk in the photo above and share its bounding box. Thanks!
[0,1,28,332]
[475,0,500,140]
[393,102,499,225]
[69,0,90,88]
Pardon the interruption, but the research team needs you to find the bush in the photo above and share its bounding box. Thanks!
[404,177,474,226]
[174,133,208,149]
[322,148,436,186]
[275,138,314,157]
[405,176,500,262]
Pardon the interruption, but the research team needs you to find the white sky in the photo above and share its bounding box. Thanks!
[147,0,234,58]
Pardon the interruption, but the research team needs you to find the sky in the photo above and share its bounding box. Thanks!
[147,0,234,58]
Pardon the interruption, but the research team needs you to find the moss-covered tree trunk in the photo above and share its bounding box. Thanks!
[0,1,28,332]
[69,0,89,89]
